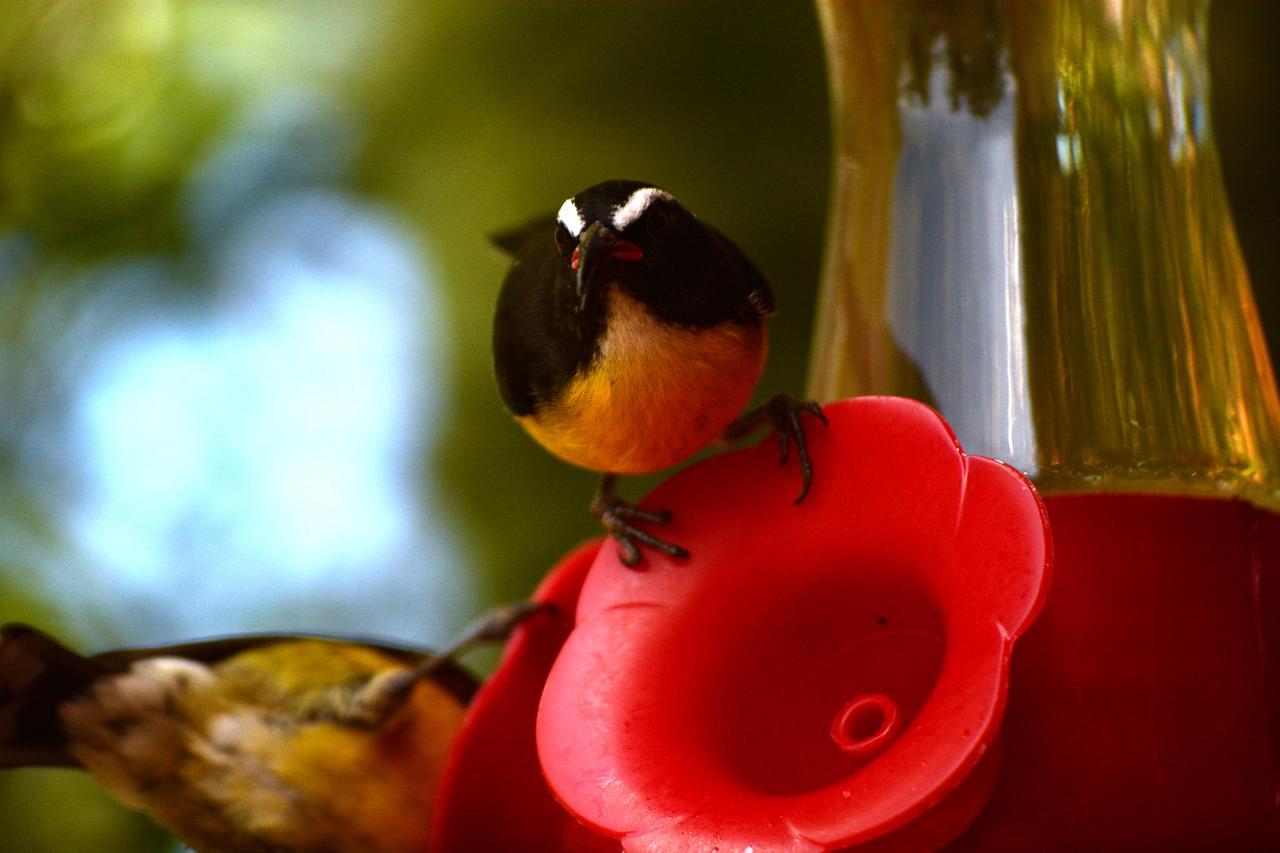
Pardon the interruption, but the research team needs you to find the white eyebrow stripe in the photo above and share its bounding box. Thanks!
[556,198,585,237]
[610,187,674,230]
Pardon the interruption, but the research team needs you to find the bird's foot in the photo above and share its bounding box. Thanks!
[591,481,688,568]
[354,600,553,725]
[726,393,828,503]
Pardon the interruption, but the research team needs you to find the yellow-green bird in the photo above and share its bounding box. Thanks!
[0,603,541,852]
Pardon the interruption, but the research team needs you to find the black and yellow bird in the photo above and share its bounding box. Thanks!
[493,179,826,565]
[0,603,542,853]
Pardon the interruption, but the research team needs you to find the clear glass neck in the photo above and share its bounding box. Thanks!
[810,0,1280,511]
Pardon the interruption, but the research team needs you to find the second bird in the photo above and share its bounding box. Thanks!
[493,180,825,565]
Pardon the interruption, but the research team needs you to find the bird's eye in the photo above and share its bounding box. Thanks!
[555,223,574,255]
[646,208,669,236]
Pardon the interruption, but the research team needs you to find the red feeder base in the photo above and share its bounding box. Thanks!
[949,493,1280,851]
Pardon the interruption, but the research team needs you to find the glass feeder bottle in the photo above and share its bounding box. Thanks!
[811,1,1280,848]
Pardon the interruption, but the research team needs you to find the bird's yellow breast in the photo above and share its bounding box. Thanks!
[520,290,766,474]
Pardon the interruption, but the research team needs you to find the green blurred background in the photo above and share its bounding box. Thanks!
[0,1,1274,849]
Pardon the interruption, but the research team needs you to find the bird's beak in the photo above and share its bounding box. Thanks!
[574,221,644,311]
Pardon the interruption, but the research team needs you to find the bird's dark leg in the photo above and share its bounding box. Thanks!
[724,393,829,503]
[428,599,552,664]
[354,601,552,723]
[591,473,688,568]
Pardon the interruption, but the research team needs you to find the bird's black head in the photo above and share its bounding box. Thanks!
[553,180,771,329]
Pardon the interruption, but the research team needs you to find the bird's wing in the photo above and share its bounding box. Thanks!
[705,223,775,317]
[93,634,479,706]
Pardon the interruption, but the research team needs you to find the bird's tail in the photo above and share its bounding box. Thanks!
[0,624,98,768]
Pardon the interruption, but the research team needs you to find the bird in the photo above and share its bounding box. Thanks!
[0,602,545,853]
[493,179,826,565]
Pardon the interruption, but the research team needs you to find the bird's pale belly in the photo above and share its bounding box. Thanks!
[519,309,766,474]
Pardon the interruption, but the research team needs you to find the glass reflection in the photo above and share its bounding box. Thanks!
[887,62,1034,472]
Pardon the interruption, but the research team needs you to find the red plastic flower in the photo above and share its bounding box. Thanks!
[536,397,1051,851]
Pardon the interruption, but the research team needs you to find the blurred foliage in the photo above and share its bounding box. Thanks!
[0,770,167,851]
[0,0,1274,849]
[1212,0,1280,369]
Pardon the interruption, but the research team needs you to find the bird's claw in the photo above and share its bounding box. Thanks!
[591,493,687,568]
[763,394,828,504]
